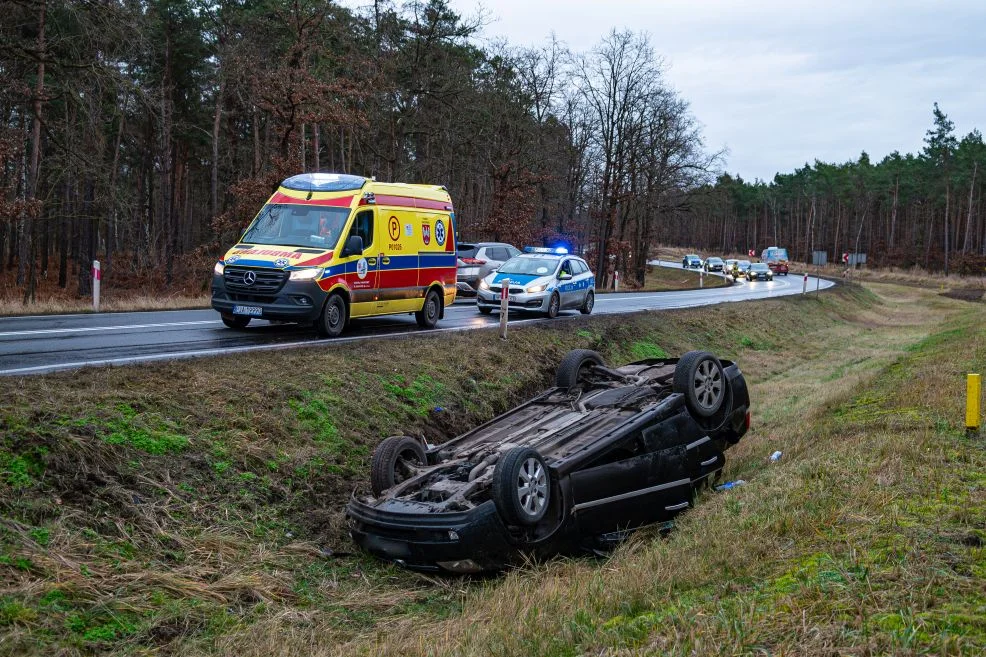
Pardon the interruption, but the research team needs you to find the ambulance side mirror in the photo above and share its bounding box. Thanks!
[342,235,364,257]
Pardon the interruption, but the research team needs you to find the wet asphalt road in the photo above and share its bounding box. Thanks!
[0,264,833,376]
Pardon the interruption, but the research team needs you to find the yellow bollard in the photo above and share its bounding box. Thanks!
[966,373,981,433]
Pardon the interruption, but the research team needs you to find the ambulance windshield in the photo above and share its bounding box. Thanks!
[241,204,349,249]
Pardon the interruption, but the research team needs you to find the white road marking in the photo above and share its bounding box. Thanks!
[0,320,221,338]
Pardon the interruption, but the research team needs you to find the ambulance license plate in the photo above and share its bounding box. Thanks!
[232,305,263,316]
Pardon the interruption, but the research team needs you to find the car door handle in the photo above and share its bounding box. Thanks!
[700,456,719,466]
[665,501,690,512]
[382,256,390,265]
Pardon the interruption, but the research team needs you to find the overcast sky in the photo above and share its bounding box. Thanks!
[355,0,986,182]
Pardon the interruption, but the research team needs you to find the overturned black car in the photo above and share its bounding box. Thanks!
[346,349,751,573]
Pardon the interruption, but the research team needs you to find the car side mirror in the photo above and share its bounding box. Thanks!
[341,235,363,257]
[558,271,572,281]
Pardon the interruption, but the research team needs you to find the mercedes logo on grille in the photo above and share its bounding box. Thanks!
[242,271,257,286]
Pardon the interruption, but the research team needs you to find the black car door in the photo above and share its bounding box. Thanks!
[569,431,693,536]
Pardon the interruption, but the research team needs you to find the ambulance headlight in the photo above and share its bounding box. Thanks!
[289,268,322,281]
[526,284,546,293]
[214,262,225,275]
[479,279,490,290]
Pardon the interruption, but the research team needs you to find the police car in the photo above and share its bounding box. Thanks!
[475,247,595,318]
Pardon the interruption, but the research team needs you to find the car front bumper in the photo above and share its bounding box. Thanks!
[475,287,551,312]
[211,273,326,322]
[346,498,519,572]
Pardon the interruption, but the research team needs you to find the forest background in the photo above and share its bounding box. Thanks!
[2,0,984,303]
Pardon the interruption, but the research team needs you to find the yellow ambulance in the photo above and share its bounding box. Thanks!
[211,173,457,337]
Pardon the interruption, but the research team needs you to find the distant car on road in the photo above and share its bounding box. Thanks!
[746,262,774,281]
[347,348,752,573]
[682,254,702,269]
[724,259,739,276]
[476,248,595,318]
[456,242,521,298]
[704,257,725,273]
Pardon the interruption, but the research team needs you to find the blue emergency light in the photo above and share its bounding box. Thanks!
[523,246,568,255]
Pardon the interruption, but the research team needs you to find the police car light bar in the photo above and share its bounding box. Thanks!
[524,246,568,254]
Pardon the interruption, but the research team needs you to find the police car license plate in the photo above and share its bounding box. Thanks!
[232,305,263,316]
[508,295,518,302]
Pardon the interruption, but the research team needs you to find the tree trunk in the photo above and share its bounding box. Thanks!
[963,162,977,254]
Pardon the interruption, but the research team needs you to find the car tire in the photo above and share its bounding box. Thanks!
[315,293,347,338]
[478,306,493,315]
[492,446,551,526]
[370,436,427,496]
[580,291,594,315]
[221,314,251,329]
[546,292,560,319]
[555,348,605,388]
[415,288,441,328]
[673,351,726,418]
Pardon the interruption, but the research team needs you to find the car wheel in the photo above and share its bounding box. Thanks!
[415,288,441,328]
[555,348,605,388]
[221,314,250,329]
[315,293,347,338]
[546,292,560,319]
[580,291,594,315]
[478,306,493,315]
[673,351,726,418]
[370,436,427,496]
[492,446,551,526]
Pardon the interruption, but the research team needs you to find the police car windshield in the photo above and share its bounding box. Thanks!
[498,256,558,276]
[241,204,349,249]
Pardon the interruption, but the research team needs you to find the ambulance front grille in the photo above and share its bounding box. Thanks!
[224,266,288,294]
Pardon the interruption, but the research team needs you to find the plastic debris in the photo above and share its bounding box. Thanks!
[769,451,783,462]
[716,480,746,491]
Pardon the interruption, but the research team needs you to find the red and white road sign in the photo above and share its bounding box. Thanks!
[748,249,755,257]
[842,252,849,264]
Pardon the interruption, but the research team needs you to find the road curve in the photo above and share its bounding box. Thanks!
[0,264,834,376]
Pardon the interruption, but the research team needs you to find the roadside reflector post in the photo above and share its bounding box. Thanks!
[499,278,509,340]
[966,373,981,435]
[614,270,619,291]
[699,270,703,288]
[92,260,101,312]
[802,272,808,294]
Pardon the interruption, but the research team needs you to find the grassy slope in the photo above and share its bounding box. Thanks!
[0,284,982,655]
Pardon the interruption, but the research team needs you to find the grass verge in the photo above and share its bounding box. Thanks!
[1,282,982,655]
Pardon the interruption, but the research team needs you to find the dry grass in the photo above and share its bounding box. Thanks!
[0,293,211,316]
[2,283,983,656]
[598,264,729,294]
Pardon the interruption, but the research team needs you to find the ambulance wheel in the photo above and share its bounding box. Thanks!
[416,289,441,329]
[545,292,560,319]
[478,306,493,315]
[221,314,250,329]
[315,294,347,338]
[580,291,594,315]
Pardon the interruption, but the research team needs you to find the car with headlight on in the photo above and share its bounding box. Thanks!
[455,242,521,298]
[346,349,751,573]
[704,257,725,273]
[682,254,703,269]
[724,259,739,277]
[475,248,594,318]
[746,262,774,281]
